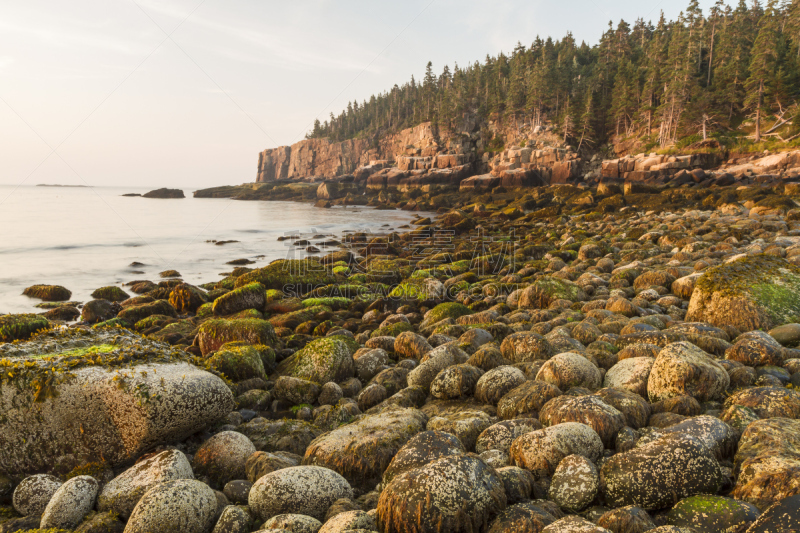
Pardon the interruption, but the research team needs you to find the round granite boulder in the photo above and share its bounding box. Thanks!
[647,342,729,403]
[40,475,100,529]
[378,454,507,533]
[510,422,604,480]
[13,474,63,516]
[475,366,528,405]
[600,434,723,510]
[249,466,353,522]
[536,353,602,391]
[192,431,256,488]
[125,479,218,533]
[430,364,484,400]
[382,430,466,486]
[539,395,626,448]
[497,380,562,420]
[548,454,599,512]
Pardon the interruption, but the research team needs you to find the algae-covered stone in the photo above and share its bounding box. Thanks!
[23,284,71,302]
[600,434,723,510]
[487,502,557,533]
[518,277,587,309]
[98,449,194,519]
[207,342,267,381]
[500,332,554,363]
[686,254,800,332]
[475,366,527,405]
[249,465,353,521]
[212,505,252,533]
[168,283,209,313]
[381,430,466,486]
[234,259,335,291]
[212,282,266,316]
[124,479,217,533]
[724,386,800,419]
[378,454,506,533]
[423,302,473,326]
[475,419,542,455]
[0,314,51,342]
[647,341,729,403]
[303,407,428,491]
[275,337,354,384]
[430,364,484,400]
[91,286,130,302]
[0,329,234,478]
[389,277,445,301]
[497,380,562,420]
[197,318,277,356]
[666,495,759,532]
[117,300,177,325]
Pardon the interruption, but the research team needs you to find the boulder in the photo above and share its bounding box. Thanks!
[497,380,562,420]
[13,474,62,516]
[0,328,234,478]
[510,422,604,479]
[518,278,587,309]
[666,495,759,532]
[124,479,217,533]
[539,395,626,448]
[382,430,466,486]
[475,366,527,405]
[0,314,50,342]
[98,449,194,519]
[686,254,800,332]
[192,431,256,488]
[536,353,602,391]
[40,475,100,529]
[142,188,185,198]
[303,407,428,492]
[548,455,599,512]
[647,342,729,403]
[212,282,266,316]
[275,337,354,384]
[475,419,542,455]
[600,434,723,510]
[377,454,507,533]
[197,318,277,356]
[248,466,353,522]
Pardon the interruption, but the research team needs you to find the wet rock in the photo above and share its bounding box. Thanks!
[394,331,433,360]
[768,323,800,347]
[600,434,723,510]
[125,479,217,533]
[23,284,71,301]
[207,342,268,381]
[197,318,277,356]
[212,505,252,533]
[407,345,469,391]
[647,341,729,402]
[212,282,266,316]
[249,465,353,522]
[273,376,322,405]
[497,465,536,504]
[81,299,118,323]
[427,409,496,451]
[353,348,390,382]
[519,277,587,309]
[143,188,184,198]
[594,388,651,429]
[548,454,599,512]
[303,407,427,492]
[0,313,51,342]
[262,513,322,533]
[222,480,251,504]
[597,505,656,533]
[98,449,194,518]
[169,283,209,313]
[40,475,99,529]
[239,418,322,456]
[726,330,786,367]
[724,387,800,419]
[377,454,506,533]
[245,451,299,483]
[91,286,130,302]
[510,422,603,480]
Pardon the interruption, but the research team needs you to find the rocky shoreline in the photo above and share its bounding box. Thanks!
[1,167,800,532]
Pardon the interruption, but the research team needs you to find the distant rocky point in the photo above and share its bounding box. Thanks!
[142,188,185,199]
[35,184,88,188]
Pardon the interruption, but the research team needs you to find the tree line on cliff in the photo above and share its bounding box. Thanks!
[306,0,800,151]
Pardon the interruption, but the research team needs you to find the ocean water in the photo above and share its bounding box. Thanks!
[0,185,425,314]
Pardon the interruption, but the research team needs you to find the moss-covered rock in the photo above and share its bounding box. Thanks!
[91,286,130,302]
[117,300,177,325]
[389,278,445,302]
[22,285,72,302]
[196,318,277,356]
[423,302,473,326]
[0,328,233,479]
[274,337,354,384]
[303,407,428,492]
[518,277,586,309]
[666,495,759,532]
[234,259,335,292]
[212,282,266,316]
[206,342,268,381]
[686,254,800,332]
[0,314,51,343]
[168,283,209,313]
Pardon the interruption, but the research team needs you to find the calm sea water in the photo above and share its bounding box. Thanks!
[0,185,424,314]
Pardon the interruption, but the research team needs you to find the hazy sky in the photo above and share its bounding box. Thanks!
[0,0,716,189]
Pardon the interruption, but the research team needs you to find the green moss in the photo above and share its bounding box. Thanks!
[274,337,353,383]
[196,302,215,319]
[234,259,335,292]
[212,282,265,316]
[207,342,267,381]
[332,266,350,275]
[92,317,131,330]
[302,297,351,310]
[0,314,52,343]
[389,279,440,301]
[197,319,278,353]
[371,321,414,338]
[697,254,800,325]
[134,314,177,332]
[425,302,473,324]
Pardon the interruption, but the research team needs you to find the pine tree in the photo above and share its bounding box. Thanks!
[746,0,780,141]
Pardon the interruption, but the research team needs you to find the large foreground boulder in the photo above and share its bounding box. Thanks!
[248,465,353,521]
[686,254,800,332]
[0,328,234,479]
[378,454,507,533]
[600,434,724,510]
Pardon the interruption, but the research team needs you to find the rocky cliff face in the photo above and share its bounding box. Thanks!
[257,138,370,182]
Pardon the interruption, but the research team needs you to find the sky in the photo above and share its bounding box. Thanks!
[0,0,717,189]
